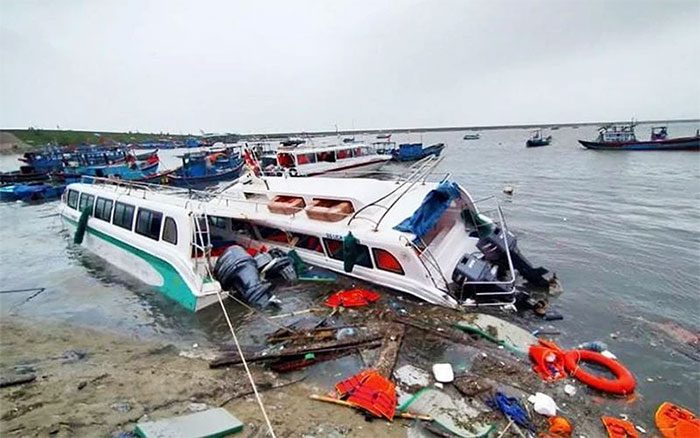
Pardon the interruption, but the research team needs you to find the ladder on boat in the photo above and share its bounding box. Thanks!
[191,211,214,284]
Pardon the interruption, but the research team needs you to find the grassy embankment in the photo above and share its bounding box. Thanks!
[0,129,191,153]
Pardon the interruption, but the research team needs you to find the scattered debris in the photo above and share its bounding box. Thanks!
[528,392,558,417]
[0,372,37,388]
[334,369,397,420]
[394,365,431,388]
[503,185,514,195]
[601,416,639,438]
[432,363,454,383]
[564,384,577,396]
[373,323,405,378]
[453,374,493,397]
[324,289,380,308]
[134,408,244,437]
[110,402,132,413]
[399,388,493,437]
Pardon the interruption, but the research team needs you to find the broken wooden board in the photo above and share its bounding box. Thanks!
[210,332,383,368]
[374,323,405,378]
[456,313,537,353]
[134,408,243,438]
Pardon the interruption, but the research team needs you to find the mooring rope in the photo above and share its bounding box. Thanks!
[216,291,277,438]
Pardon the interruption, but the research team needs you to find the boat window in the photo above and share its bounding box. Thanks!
[372,248,405,275]
[316,151,336,163]
[231,219,255,237]
[94,197,113,222]
[135,208,163,240]
[162,217,178,245]
[78,193,95,215]
[354,147,364,157]
[323,238,373,268]
[257,225,289,244]
[112,202,136,231]
[277,153,295,168]
[336,149,352,160]
[67,190,79,209]
[208,216,228,230]
[289,232,324,254]
[296,153,316,165]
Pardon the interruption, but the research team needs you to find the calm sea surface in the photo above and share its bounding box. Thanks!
[1,122,698,416]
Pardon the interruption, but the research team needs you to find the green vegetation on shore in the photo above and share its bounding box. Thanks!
[3,129,190,147]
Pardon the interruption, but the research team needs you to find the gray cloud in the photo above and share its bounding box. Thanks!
[1,0,698,133]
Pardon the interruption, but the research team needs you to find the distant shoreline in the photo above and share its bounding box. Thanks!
[1,118,698,147]
[243,118,700,139]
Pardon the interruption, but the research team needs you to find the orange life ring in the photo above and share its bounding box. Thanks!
[564,350,636,395]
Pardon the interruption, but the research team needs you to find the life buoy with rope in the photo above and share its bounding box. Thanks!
[563,349,636,395]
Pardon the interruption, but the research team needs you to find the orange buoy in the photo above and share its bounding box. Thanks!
[563,350,636,395]
[601,416,639,438]
[655,402,700,437]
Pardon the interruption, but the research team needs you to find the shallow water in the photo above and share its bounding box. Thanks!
[1,122,698,415]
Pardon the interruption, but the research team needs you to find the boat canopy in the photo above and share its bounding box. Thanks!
[394,181,461,243]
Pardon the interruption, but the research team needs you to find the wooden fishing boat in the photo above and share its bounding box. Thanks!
[463,133,480,140]
[579,124,700,151]
[0,166,50,185]
[51,157,160,182]
[166,153,244,188]
[526,129,552,148]
[391,143,446,161]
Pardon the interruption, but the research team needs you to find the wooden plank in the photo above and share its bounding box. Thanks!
[374,323,405,378]
[209,333,383,368]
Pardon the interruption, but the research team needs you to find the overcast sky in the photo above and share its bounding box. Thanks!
[1,0,699,134]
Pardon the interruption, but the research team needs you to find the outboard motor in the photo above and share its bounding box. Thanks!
[213,246,275,307]
[452,252,510,302]
[476,226,550,288]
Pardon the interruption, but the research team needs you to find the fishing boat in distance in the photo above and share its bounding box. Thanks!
[526,129,552,148]
[265,142,391,177]
[57,157,556,312]
[463,132,480,140]
[376,133,392,140]
[579,123,700,151]
[391,142,446,161]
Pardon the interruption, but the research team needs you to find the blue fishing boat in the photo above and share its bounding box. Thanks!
[391,142,446,162]
[2,183,67,202]
[51,156,161,183]
[0,166,50,185]
[579,124,700,151]
[166,152,245,188]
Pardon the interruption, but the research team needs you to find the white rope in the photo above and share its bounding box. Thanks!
[216,292,277,438]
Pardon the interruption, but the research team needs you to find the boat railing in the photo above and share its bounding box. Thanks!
[347,156,444,230]
[399,234,451,294]
[459,199,516,305]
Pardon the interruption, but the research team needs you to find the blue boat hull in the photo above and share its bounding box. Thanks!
[168,162,244,188]
[392,143,445,162]
[579,136,700,151]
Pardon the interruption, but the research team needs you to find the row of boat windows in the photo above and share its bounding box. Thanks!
[66,190,178,245]
[65,190,403,275]
[277,147,375,168]
[230,220,404,275]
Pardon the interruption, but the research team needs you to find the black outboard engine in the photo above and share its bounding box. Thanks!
[452,252,510,302]
[213,246,275,307]
[476,226,550,288]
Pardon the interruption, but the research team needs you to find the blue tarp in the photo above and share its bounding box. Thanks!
[394,181,461,242]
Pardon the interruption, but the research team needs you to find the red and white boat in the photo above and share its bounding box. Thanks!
[266,142,391,177]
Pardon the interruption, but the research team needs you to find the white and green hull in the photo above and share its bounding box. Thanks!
[62,216,221,312]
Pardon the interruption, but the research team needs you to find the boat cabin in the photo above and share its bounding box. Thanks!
[598,124,637,143]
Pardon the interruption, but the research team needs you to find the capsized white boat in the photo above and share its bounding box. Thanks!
[58,158,553,312]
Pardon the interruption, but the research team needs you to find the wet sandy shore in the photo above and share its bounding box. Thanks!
[0,300,625,437]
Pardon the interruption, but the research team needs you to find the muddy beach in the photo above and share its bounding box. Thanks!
[1,288,637,437]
